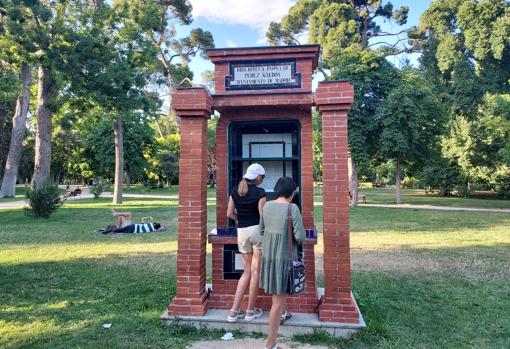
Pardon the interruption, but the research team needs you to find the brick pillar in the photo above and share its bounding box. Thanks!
[299,111,314,229]
[316,81,361,324]
[168,88,211,316]
[215,117,229,227]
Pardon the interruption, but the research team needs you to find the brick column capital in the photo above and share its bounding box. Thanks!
[315,80,354,112]
[172,87,212,118]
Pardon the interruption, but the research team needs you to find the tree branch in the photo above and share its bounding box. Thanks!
[368,37,408,48]
[385,46,421,57]
[318,66,329,79]
[373,28,409,37]
[290,36,301,45]
[168,53,180,63]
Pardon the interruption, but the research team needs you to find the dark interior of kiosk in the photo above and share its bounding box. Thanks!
[220,119,303,279]
[228,120,301,228]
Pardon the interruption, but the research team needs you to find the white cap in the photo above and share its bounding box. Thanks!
[243,163,265,180]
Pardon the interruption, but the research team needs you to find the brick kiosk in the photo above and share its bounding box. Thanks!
[165,45,364,335]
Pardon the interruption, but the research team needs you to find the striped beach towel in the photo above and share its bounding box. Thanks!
[133,223,157,234]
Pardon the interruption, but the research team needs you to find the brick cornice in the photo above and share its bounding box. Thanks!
[206,45,320,70]
[212,92,314,111]
[315,80,354,112]
[172,87,212,117]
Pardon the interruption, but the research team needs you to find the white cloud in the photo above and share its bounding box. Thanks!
[225,39,237,47]
[256,36,268,45]
[190,0,294,30]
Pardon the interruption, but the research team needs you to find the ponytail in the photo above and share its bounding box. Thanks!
[238,178,249,197]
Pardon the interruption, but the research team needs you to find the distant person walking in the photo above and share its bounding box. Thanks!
[226,163,267,322]
[259,177,305,349]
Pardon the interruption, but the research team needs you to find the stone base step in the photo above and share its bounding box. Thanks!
[161,307,365,338]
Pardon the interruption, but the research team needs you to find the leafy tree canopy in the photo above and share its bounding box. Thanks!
[377,69,447,165]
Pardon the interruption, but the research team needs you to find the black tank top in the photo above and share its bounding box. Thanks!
[231,184,266,228]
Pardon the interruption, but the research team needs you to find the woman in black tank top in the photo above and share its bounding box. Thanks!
[226,163,267,322]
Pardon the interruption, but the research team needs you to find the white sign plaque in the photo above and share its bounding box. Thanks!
[226,60,301,90]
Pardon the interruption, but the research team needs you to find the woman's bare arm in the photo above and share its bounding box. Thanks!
[226,196,237,222]
[258,196,267,216]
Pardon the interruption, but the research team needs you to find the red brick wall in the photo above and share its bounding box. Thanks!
[208,237,318,312]
[215,117,229,227]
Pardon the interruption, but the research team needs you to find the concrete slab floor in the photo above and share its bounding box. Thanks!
[162,308,364,338]
[187,338,330,349]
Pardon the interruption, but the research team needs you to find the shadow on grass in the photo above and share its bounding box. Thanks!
[0,252,184,348]
[0,252,249,349]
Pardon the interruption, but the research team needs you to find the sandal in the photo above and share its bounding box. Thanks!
[226,309,245,322]
[244,307,263,321]
[280,310,292,325]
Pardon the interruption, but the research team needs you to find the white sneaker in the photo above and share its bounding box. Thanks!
[244,307,263,321]
[226,309,245,322]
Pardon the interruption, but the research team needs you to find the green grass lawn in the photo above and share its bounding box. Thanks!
[1,192,509,348]
[0,187,28,203]
[356,188,510,208]
[312,187,510,209]
[112,184,179,196]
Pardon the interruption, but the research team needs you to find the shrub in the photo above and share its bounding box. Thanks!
[90,180,104,199]
[420,158,468,196]
[25,181,63,218]
[493,167,510,200]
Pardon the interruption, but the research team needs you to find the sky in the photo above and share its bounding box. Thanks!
[175,0,434,85]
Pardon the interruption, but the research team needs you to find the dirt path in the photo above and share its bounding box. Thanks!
[0,190,179,209]
[2,192,509,213]
[359,203,510,213]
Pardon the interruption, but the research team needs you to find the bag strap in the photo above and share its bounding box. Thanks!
[287,203,292,260]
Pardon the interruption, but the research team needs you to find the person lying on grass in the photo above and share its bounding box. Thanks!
[97,209,166,234]
[102,221,165,234]
[111,209,154,228]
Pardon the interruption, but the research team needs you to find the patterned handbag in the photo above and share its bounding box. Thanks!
[286,204,306,294]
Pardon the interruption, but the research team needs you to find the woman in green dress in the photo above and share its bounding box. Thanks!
[259,177,306,349]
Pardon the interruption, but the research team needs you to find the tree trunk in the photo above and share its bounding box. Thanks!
[113,118,124,204]
[0,63,32,197]
[396,159,401,204]
[350,158,359,207]
[348,154,352,190]
[32,65,54,189]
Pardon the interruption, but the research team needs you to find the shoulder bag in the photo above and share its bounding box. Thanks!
[286,203,306,294]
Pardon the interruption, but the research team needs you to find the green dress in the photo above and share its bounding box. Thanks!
[259,201,306,294]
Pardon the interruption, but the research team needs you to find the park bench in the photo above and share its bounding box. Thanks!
[64,188,82,200]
